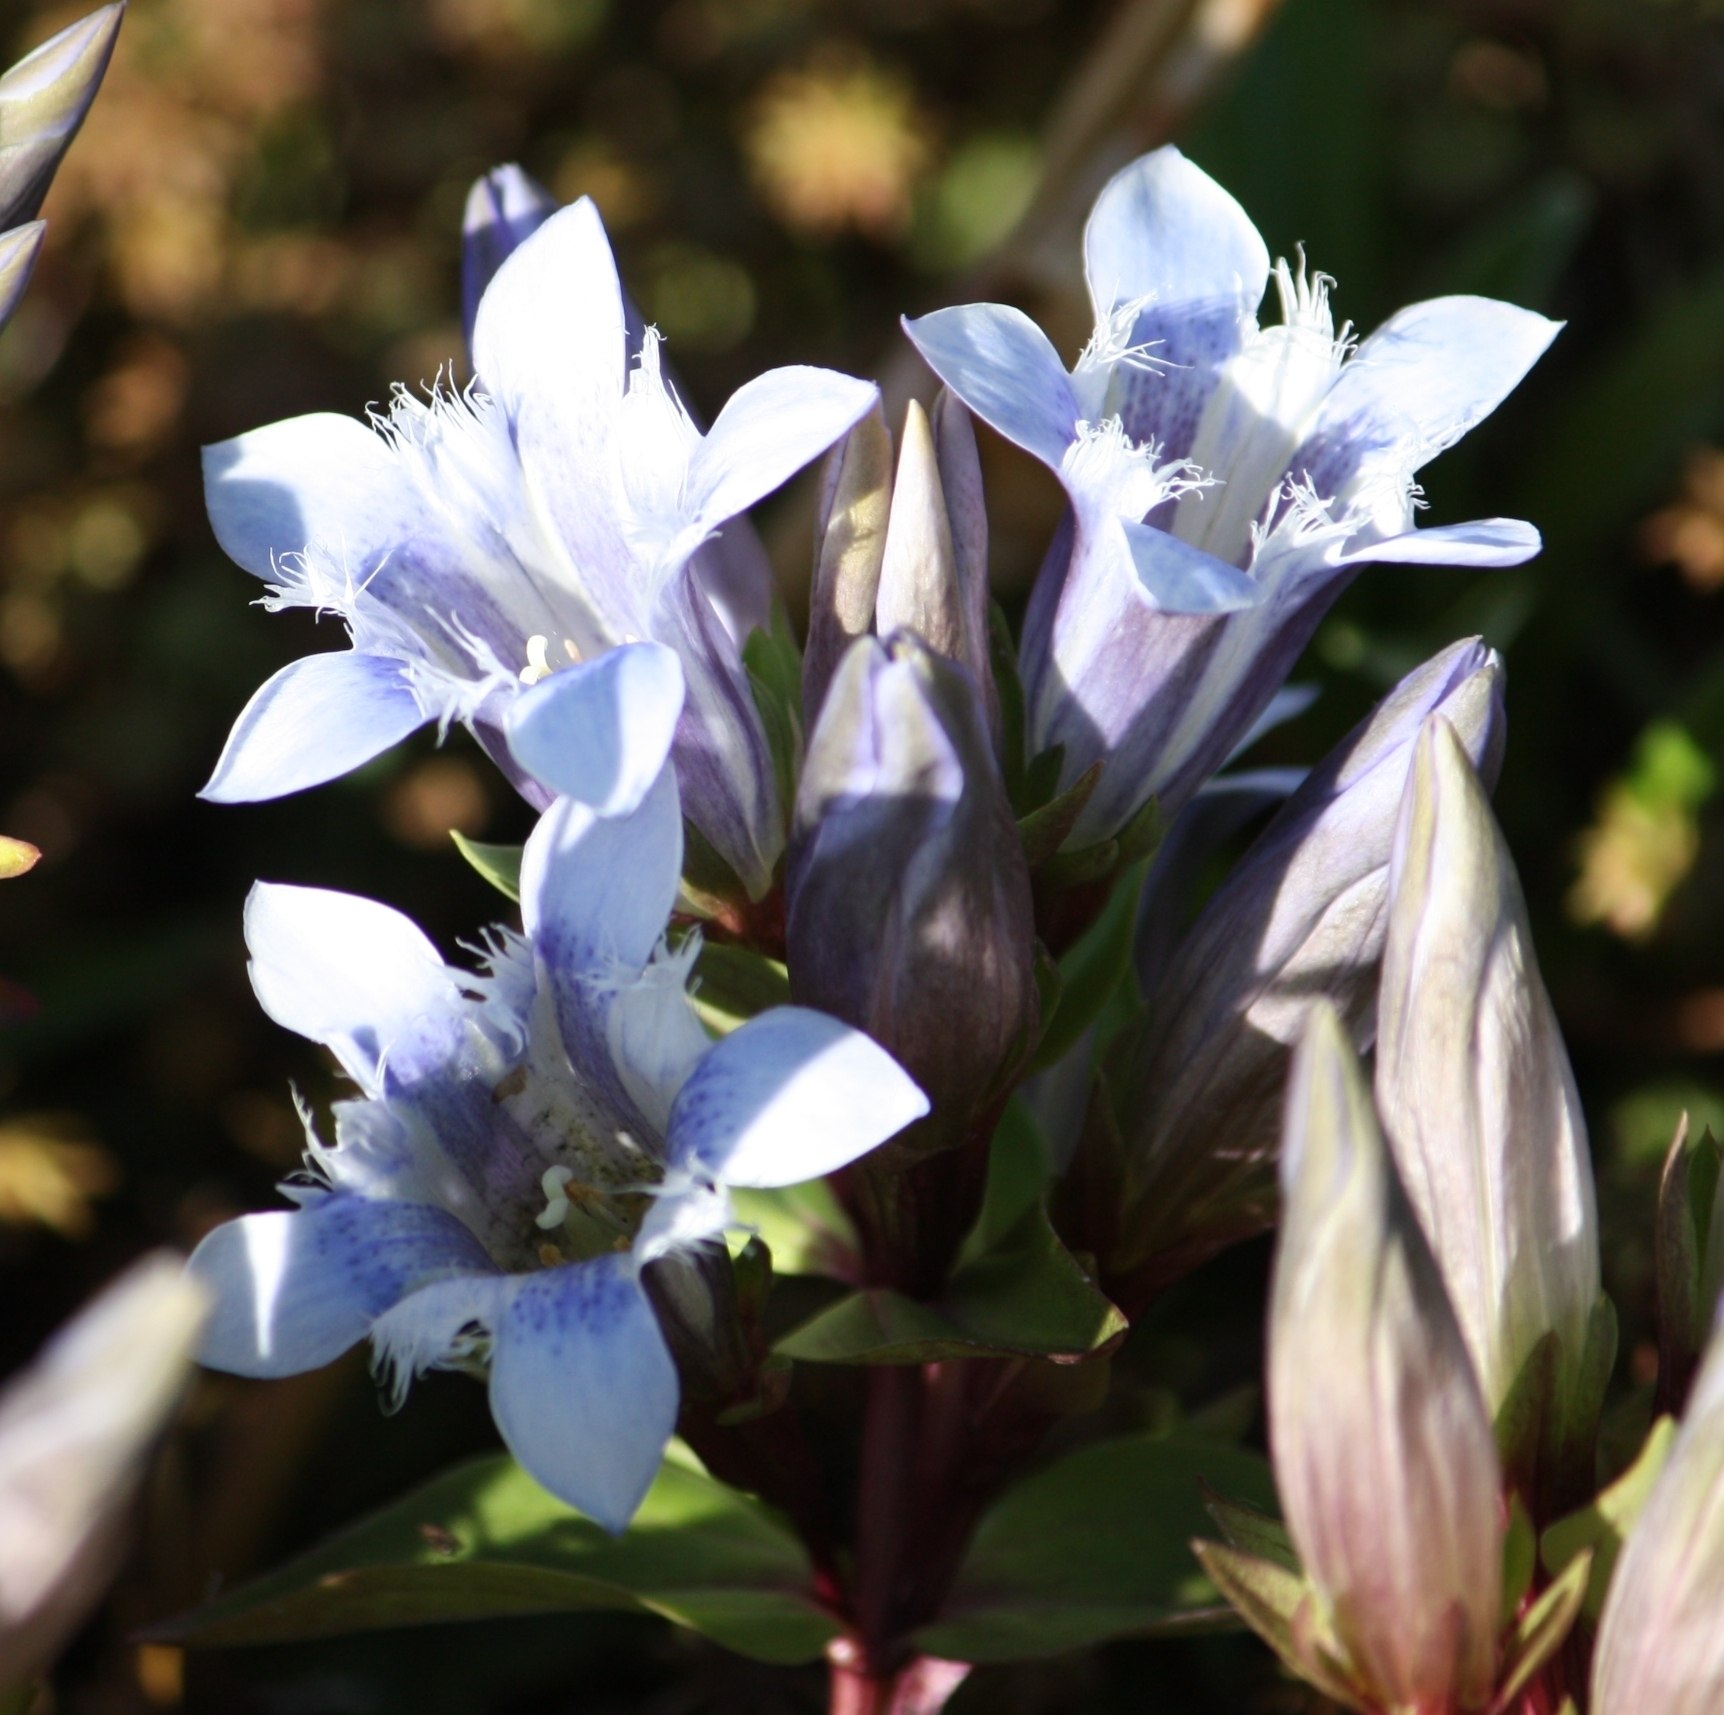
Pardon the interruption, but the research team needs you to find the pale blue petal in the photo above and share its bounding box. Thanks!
[471,197,626,428]
[505,642,685,815]
[520,763,683,980]
[1338,517,1541,568]
[686,367,879,537]
[462,165,557,356]
[244,883,461,1091]
[203,413,419,583]
[1121,519,1263,613]
[901,304,1080,471]
[666,1006,929,1188]
[189,1196,493,1378]
[488,1258,677,1534]
[1082,147,1269,332]
[200,649,426,803]
[1293,296,1560,499]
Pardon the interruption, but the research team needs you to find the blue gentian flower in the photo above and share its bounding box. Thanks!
[202,189,877,896]
[904,146,1557,844]
[187,766,927,1531]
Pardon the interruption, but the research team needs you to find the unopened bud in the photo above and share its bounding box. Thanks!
[1271,1004,1502,1714]
[0,221,45,336]
[805,405,892,728]
[787,633,1036,1148]
[1116,639,1505,1282]
[461,164,556,353]
[1376,718,1600,1428]
[0,5,123,232]
[1592,1309,1724,1715]
[0,1255,205,1690]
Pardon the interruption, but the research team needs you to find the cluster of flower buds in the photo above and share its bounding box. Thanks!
[1196,720,1724,1713]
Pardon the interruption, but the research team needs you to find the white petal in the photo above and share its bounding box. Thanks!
[1340,517,1542,568]
[488,1258,677,1534]
[1082,146,1270,330]
[686,366,879,537]
[189,1198,493,1378]
[666,1006,929,1188]
[244,882,458,1090]
[201,649,426,803]
[471,197,626,433]
[901,304,1080,471]
[519,764,683,980]
[203,413,418,583]
[505,641,685,816]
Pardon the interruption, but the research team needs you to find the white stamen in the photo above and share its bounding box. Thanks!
[535,1164,576,1230]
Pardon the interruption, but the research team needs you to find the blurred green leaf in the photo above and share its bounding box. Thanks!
[450,833,522,903]
[1031,858,1146,1070]
[689,941,791,1036]
[151,1448,836,1664]
[916,1434,1276,1661]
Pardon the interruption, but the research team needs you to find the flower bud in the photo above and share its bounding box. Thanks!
[1116,639,1505,1282]
[461,164,556,353]
[0,5,123,231]
[0,221,44,338]
[1592,1311,1724,1715]
[0,1255,206,1691]
[1375,718,1600,1426]
[805,405,892,729]
[786,633,1037,1147]
[1270,1004,1502,1713]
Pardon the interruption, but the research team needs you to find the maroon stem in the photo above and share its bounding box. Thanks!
[827,1643,971,1715]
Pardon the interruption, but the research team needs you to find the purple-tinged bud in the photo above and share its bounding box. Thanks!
[1270,1004,1503,1714]
[1114,638,1505,1284]
[786,633,1037,1149]
[1592,1311,1724,1715]
[0,221,45,336]
[460,165,557,356]
[0,1255,205,1689]
[0,4,122,233]
[805,404,892,730]
[1376,719,1601,1435]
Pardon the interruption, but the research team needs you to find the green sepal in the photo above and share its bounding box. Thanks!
[742,608,805,819]
[1202,1487,1298,1574]
[1501,1492,1538,1629]
[909,1434,1275,1662]
[989,601,1027,797]
[1540,1415,1677,1620]
[1031,859,1146,1071]
[1016,761,1102,869]
[450,832,523,903]
[774,1189,1124,1365]
[1656,1113,1719,1411]
[689,942,792,1036]
[1017,742,1067,817]
[1494,1546,1592,1709]
[1035,834,1120,893]
[1189,1542,1362,1710]
[147,1447,837,1665]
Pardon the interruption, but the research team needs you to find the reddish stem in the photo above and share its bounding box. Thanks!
[827,1642,971,1715]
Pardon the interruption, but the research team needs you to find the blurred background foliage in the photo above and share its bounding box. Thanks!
[5,0,1724,1708]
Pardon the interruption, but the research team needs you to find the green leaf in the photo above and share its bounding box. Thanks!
[1541,1415,1677,1620]
[1501,1493,1537,1629]
[989,601,1027,798]
[1017,762,1102,868]
[150,1448,837,1665]
[1017,742,1067,817]
[450,833,522,903]
[689,942,792,1036]
[914,1434,1275,1661]
[728,1177,858,1278]
[1202,1489,1298,1574]
[1495,1547,1592,1709]
[775,1193,1124,1365]
[957,1099,1052,1262]
[743,611,805,818]
[1031,859,1147,1071]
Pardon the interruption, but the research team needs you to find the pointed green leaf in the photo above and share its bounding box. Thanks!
[1017,761,1102,868]
[1541,1416,1678,1620]
[913,1435,1275,1661]
[150,1448,837,1665]
[689,942,792,1036]
[743,611,804,817]
[1202,1489,1298,1574]
[775,1194,1124,1365]
[989,602,1027,798]
[450,833,522,903]
[1501,1493,1538,1629]
[1031,859,1146,1070]
[1495,1547,1592,1708]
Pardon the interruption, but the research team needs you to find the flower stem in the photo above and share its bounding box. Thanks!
[827,1642,971,1715]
